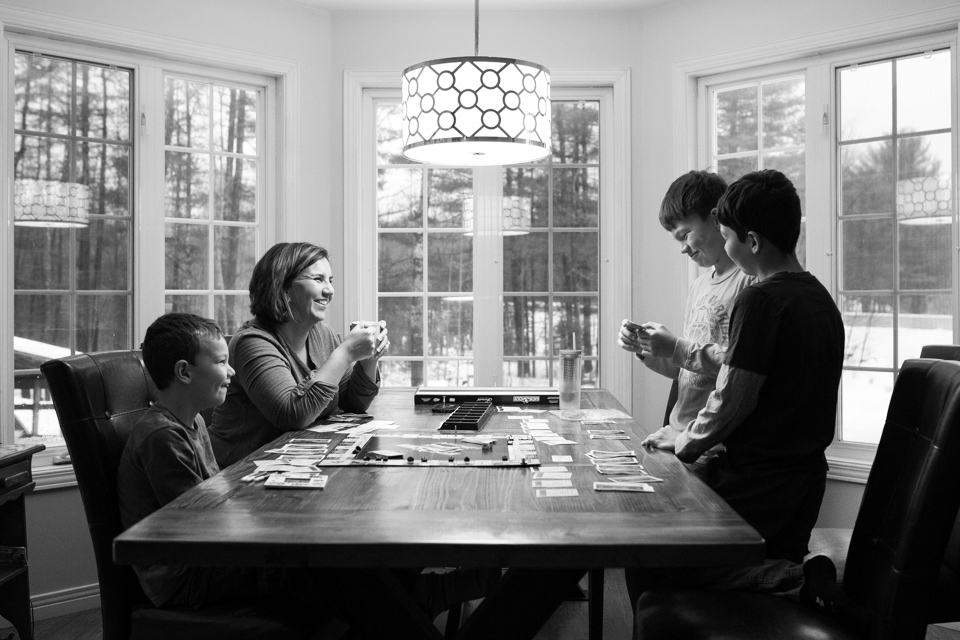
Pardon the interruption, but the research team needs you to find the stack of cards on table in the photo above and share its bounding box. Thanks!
[264,472,328,489]
[586,428,630,440]
[530,465,578,498]
[518,418,577,446]
[326,413,373,424]
[586,449,663,492]
[242,439,329,484]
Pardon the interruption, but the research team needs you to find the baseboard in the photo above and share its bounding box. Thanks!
[30,583,100,621]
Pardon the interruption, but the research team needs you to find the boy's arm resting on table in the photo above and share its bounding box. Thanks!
[670,363,765,462]
[235,335,339,431]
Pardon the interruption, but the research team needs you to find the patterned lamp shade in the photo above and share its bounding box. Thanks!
[897,176,952,225]
[462,195,531,236]
[402,56,551,166]
[14,179,90,228]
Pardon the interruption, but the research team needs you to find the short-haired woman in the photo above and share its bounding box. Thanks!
[209,241,388,468]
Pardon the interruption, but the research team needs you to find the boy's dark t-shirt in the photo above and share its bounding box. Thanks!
[117,404,220,606]
[723,271,844,470]
[710,271,844,561]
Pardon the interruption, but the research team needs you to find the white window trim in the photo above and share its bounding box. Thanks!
[675,3,960,483]
[343,68,634,410]
[0,6,299,488]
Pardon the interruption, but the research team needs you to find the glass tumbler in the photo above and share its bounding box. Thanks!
[558,349,582,413]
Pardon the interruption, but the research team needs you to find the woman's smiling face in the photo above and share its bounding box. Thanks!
[286,258,334,325]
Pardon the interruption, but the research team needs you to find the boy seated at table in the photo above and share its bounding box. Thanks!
[117,312,491,630]
[118,312,333,612]
[634,170,864,624]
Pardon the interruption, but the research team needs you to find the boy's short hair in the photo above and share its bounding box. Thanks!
[249,242,329,327]
[142,313,224,390]
[658,170,728,231]
[714,169,802,254]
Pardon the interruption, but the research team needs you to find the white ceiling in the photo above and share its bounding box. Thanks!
[288,0,674,12]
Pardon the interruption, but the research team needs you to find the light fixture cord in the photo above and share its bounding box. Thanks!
[474,0,479,57]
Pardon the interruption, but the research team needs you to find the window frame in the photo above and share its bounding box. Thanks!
[344,69,634,410]
[686,22,959,483]
[0,10,296,485]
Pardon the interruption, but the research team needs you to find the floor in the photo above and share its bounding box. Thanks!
[3,570,629,640]
[2,571,960,640]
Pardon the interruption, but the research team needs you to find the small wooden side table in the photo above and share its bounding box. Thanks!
[0,444,45,640]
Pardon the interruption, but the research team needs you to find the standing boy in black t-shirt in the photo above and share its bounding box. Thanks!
[633,170,846,610]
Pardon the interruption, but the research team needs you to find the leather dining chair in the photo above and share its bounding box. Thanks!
[41,350,326,640]
[805,344,960,626]
[633,357,960,640]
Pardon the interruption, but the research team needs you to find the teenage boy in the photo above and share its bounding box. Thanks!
[634,170,847,614]
[619,170,755,445]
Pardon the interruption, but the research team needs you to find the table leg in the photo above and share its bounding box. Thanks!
[588,568,604,640]
[456,568,586,640]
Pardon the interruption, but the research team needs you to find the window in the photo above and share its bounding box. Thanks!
[373,98,601,389]
[3,33,276,457]
[837,49,953,444]
[345,71,631,407]
[706,75,807,266]
[12,51,134,449]
[697,31,956,465]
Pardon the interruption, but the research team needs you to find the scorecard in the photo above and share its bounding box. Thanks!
[323,432,541,467]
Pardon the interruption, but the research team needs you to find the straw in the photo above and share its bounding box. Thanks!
[572,332,576,350]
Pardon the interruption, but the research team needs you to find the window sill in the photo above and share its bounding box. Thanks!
[30,446,78,491]
[33,462,77,490]
[825,455,871,484]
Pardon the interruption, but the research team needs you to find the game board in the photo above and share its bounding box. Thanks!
[322,432,541,467]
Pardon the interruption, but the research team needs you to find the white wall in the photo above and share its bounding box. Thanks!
[2,0,958,619]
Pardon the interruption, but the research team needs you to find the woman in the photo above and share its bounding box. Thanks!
[209,242,388,467]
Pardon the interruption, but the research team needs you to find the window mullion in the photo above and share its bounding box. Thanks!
[472,166,504,387]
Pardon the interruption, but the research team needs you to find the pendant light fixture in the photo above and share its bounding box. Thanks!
[14,179,90,228]
[401,0,551,166]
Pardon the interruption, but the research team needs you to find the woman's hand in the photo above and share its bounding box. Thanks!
[368,321,389,360]
[347,321,390,361]
[341,322,380,362]
[350,321,389,383]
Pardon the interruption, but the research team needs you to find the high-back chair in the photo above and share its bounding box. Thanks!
[634,357,960,640]
[41,350,317,640]
[920,346,960,624]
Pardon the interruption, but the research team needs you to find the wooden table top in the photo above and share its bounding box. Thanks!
[113,389,764,570]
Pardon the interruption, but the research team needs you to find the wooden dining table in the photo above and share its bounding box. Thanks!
[113,389,764,639]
